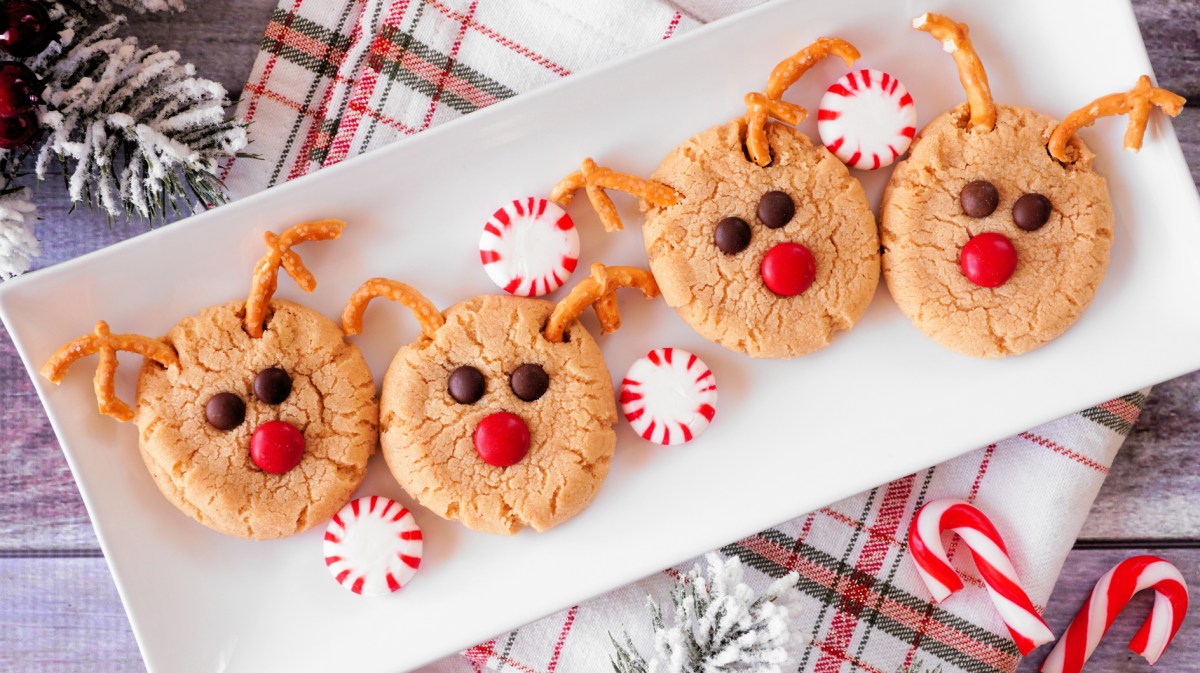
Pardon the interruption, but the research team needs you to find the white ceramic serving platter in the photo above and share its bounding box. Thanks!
[2,0,1198,671]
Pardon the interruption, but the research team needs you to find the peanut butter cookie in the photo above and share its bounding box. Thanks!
[551,38,879,359]
[642,118,877,358]
[137,299,376,539]
[882,103,1114,357]
[42,221,378,540]
[881,14,1184,357]
[342,265,656,535]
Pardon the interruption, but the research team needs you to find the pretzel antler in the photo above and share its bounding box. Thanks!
[744,37,860,167]
[913,13,995,132]
[244,219,345,338]
[1048,75,1186,163]
[341,278,445,342]
[40,321,179,422]
[549,158,681,232]
[544,264,659,343]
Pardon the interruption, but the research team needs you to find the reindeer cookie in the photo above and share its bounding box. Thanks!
[550,38,880,359]
[881,14,1185,358]
[341,264,657,535]
[41,221,378,540]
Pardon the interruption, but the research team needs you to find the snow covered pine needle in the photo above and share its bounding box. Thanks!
[0,187,38,278]
[0,0,248,279]
[611,553,807,673]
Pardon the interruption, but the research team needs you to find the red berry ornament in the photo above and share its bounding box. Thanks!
[760,242,816,296]
[0,1,52,58]
[473,411,530,467]
[960,232,1018,288]
[250,420,306,474]
[0,61,39,116]
[0,108,35,149]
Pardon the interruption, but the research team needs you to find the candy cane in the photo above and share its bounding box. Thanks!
[1040,556,1188,673]
[908,499,1054,654]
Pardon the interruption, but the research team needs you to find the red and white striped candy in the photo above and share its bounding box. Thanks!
[909,499,1054,655]
[1041,556,1188,673]
[817,68,916,170]
[323,496,423,596]
[620,348,716,446]
[480,197,579,297]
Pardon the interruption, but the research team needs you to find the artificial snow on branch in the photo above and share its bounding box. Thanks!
[0,187,39,279]
[0,0,248,279]
[31,15,247,220]
[611,553,806,673]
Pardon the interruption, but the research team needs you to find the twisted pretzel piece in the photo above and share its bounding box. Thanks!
[1048,75,1186,163]
[40,321,178,422]
[244,219,345,338]
[744,37,860,167]
[913,13,995,132]
[549,158,681,232]
[544,264,659,343]
[341,278,445,342]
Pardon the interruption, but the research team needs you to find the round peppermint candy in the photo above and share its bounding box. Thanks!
[480,197,580,297]
[323,496,423,596]
[817,69,916,170]
[620,348,717,446]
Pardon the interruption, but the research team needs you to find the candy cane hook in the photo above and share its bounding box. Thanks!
[908,499,1055,655]
[1040,556,1188,673]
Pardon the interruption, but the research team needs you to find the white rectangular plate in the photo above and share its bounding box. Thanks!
[3,0,1198,671]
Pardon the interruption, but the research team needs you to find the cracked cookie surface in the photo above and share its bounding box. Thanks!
[881,104,1114,358]
[380,295,616,535]
[136,300,377,540]
[641,119,879,359]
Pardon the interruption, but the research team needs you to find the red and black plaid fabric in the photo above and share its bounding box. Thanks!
[440,393,1145,673]
[223,0,699,197]
[221,2,1148,671]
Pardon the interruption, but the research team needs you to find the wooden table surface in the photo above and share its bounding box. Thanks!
[2,1,1199,671]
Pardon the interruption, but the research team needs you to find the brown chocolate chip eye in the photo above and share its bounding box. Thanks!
[448,366,485,404]
[960,180,999,217]
[510,363,549,402]
[714,217,751,254]
[205,392,245,431]
[757,191,794,229]
[253,367,292,405]
[1012,193,1052,231]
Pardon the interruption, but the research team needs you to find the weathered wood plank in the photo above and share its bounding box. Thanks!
[119,0,277,98]
[4,548,1198,672]
[0,557,145,673]
[1179,106,1200,187]
[1082,368,1200,540]
[1134,0,1200,99]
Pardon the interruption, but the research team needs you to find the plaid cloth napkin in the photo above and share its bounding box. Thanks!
[221,1,1148,671]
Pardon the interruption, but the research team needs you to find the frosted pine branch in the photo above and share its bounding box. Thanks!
[26,15,247,220]
[0,188,40,279]
[611,554,807,673]
[0,1,248,279]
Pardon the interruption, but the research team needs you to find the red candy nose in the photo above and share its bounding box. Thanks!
[473,412,531,467]
[250,420,305,474]
[960,232,1017,288]
[761,242,816,297]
